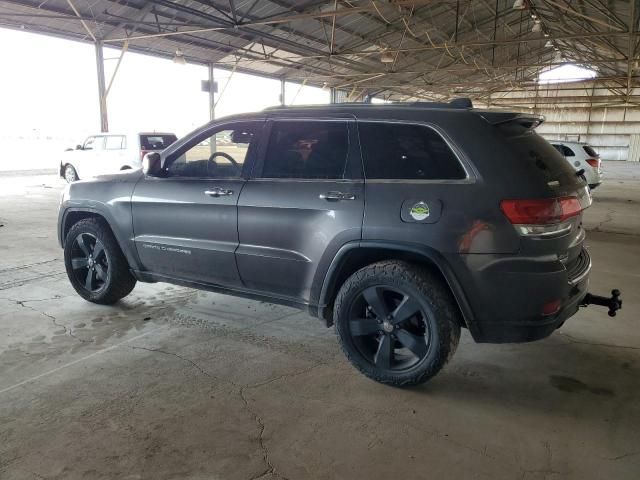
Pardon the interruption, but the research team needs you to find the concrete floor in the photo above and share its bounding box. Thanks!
[1,164,639,480]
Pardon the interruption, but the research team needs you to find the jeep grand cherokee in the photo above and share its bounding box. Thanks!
[57,99,620,386]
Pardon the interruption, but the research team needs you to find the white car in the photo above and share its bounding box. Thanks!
[59,132,177,182]
[550,141,603,189]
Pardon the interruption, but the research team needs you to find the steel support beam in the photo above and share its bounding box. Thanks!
[208,63,215,121]
[280,78,286,106]
[95,41,108,133]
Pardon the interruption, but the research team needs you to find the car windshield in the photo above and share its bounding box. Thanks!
[140,134,177,150]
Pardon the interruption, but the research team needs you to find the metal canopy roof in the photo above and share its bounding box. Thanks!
[0,0,638,104]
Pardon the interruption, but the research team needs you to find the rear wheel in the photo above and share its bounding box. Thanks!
[64,164,78,183]
[334,260,461,387]
[64,218,136,304]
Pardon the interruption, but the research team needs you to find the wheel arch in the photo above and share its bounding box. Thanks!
[60,208,141,271]
[61,162,77,178]
[317,241,478,337]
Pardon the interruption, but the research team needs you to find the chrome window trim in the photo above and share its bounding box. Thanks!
[356,119,477,184]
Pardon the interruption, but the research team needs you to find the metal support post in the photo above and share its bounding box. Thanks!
[280,78,286,106]
[95,41,108,132]
[208,63,216,122]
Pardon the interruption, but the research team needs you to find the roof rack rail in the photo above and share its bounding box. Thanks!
[264,97,473,111]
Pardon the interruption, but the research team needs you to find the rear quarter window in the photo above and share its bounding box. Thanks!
[140,134,177,150]
[358,122,466,180]
[583,145,599,157]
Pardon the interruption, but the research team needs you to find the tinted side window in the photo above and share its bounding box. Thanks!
[261,121,349,179]
[562,145,575,156]
[359,122,465,180]
[583,145,598,157]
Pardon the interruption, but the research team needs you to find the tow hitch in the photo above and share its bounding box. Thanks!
[581,289,622,317]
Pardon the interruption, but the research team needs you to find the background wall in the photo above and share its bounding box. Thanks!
[476,80,640,162]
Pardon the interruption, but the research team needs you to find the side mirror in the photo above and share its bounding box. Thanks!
[76,144,83,150]
[142,152,162,176]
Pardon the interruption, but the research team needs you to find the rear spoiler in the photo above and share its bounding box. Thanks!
[477,111,545,129]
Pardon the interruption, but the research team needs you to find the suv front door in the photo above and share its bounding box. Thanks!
[236,118,364,303]
[131,121,264,287]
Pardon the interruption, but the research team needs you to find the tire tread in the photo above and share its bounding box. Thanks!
[64,218,136,304]
[334,260,461,387]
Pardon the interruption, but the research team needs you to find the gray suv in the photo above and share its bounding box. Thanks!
[57,100,620,386]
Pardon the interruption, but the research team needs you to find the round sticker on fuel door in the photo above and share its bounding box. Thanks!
[409,201,430,221]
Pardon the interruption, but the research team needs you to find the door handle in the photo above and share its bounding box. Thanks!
[319,191,356,201]
[204,188,234,197]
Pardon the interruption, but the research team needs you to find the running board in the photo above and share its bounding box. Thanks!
[580,289,622,317]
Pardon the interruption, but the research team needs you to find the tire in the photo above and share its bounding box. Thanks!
[64,218,136,304]
[64,164,79,183]
[334,260,461,387]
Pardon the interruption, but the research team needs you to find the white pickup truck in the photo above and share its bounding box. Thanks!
[59,132,177,182]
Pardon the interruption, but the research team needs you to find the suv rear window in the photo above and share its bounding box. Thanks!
[140,134,177,150]
[501,125,583,187]
[552,144,575,157]
[583,145,599,157]
[358,122,466,180]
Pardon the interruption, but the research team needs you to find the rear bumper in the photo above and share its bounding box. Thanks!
[447,248,591,343]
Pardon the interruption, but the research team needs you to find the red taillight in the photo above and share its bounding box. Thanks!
[140,149,150,160]
[500,197,582,225]
[586,158,600,169]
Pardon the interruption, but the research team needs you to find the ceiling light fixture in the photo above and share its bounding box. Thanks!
[173,49,186,65]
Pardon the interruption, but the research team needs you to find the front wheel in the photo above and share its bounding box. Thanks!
[334,260,461,387]
[64,218,136,304]
[64,164,79,183]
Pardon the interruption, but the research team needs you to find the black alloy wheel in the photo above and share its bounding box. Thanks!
[69,232,109,293]
[348,285,431,371]
[334,260,461,387]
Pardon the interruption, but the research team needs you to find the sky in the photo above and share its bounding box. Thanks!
[0,28,328,142]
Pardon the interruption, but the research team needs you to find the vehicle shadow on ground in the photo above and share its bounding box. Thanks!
[416,335,638,418]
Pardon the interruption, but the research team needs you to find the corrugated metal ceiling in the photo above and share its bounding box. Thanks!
[0,0,637,104]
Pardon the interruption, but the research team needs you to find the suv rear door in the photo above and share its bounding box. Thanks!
[357,120,473,253]
[236,117,364,302]
[131,121,264,287]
